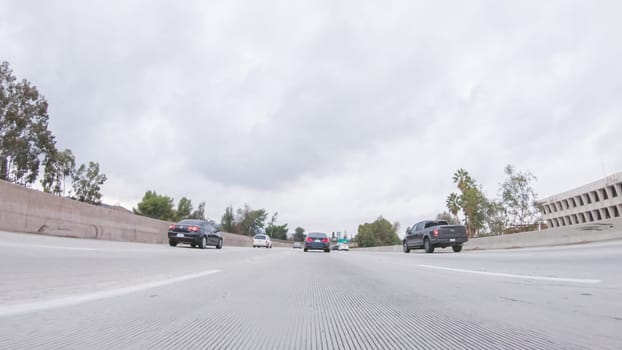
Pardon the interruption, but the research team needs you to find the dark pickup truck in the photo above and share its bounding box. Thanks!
[403,220,467,253]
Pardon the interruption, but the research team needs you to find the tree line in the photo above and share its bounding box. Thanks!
[221,204,305,241]
[0,61,107,204]
[133,190,207,222]
[133,163,539,247]
[443,165,539,237]
[355,216,401,247]
[133,192,308,241]
[352,165,539,247]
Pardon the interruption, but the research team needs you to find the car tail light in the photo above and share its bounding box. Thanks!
[433,228,439,237]
[189,226,200,232]
[306,237,313,242]
[322,238,329,243]
[169,224,175,230]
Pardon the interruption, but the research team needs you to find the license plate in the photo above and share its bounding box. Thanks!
[176,233,184,238]
[315,239,320,242]
[450,238,456,242]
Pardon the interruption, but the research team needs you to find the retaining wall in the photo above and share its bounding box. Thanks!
[0,180,291,247]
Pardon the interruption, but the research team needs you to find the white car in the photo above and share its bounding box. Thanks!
[253,234,272,248]
[338,243,349,251]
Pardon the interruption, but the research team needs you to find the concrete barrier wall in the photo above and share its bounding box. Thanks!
[355,218,622,252]
[0,180,168,243]
[0,180,292,247]
[355,245,403,252]
[466,218,622,250]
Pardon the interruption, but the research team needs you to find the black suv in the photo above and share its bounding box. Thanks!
[168,219,223,249]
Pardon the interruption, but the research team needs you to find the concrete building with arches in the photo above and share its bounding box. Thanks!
[540,172,622,228]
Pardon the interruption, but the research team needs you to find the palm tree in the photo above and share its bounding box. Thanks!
[446,192,461,223]
[452,168,473,192]
[452,168,476,237]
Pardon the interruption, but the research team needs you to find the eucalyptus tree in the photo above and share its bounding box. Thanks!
[500,164,538,226]
[0,61,56,186]
[72,162,107,204]
[41,148,75,196]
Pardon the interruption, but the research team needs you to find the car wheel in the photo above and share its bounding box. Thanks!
[304,248,308,252]
[199,236,207,249]
[403,241,410,253]
[452,244,462,253]
[191,243,197,248]
[169,240,177,247]
[424,238,434,253]
[324,248,330,253]
[216,239,223,249]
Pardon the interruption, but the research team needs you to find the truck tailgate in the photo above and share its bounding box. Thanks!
[438,225,467,239]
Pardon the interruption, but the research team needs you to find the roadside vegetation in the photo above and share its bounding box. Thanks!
[444,166,539,238]
[0,61,107,204]
[356,166,540,247]
[133,194,298,240]
[220,204,290,240]
[133,190,207,222]
[355,217,401,247]
[292,227,306,241]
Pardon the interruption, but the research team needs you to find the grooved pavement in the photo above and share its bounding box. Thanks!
[0,232,620,349]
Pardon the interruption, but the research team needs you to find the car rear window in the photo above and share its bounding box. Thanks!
[178,219,203,226]
[308,233,327,239]
[254,235,266,239]
[425,221,448,228]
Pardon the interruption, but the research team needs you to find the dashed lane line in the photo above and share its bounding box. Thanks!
[417,264,602,284]
[0,269,221,318]
[0,242,98,251]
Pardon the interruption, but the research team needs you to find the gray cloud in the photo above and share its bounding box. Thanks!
[2,0,621,234]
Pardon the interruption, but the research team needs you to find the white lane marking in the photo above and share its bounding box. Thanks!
[417,264,602,284]
[0,269,221,318]
[0,242,98,251]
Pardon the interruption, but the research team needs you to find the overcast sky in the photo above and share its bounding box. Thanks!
[2,0,621,236]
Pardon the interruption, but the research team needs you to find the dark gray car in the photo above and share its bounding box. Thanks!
[304,232,330,252]
[168,219,223,249]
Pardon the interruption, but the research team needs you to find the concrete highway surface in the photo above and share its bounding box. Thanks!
[1,231,621,350]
